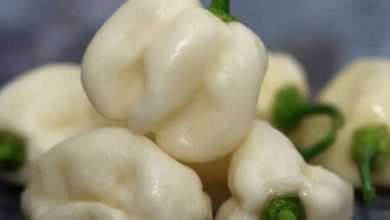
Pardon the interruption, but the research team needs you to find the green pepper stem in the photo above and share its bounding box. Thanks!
[278,209,298,220]
[297,103,343,160]
[352,126,390,202]
[262,196,305,220]
[209,0,230,13]
[208,0,236,22]
[356,156,376,202]
[272,86,344,161]
[0,132,25,171]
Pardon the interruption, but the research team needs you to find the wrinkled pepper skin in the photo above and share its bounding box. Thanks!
[81,0,267,163]
[296,59,390,195]
[22,128,212,220]
[185,53,307,210]
[216,120,353,220]
[0,64,117,184]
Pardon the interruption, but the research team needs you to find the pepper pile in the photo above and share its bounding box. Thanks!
[3,0,389,219]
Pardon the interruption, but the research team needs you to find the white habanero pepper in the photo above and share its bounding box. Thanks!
[216,120,354,220]
[256,52,343,160]
[22,127,212,220]
[186,53,321,210]
[0,64,118,184]
[186,53,308,208]
[81,0,267,163]
[296,58,390,202]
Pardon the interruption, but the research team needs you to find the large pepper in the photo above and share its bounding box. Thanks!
[22,128,212,220]
[81,0,267,163]
[256,52,343,160]
[0,64,118,184]
[216,120,354,220]
[186,53,318,210]
[295,59,390,202]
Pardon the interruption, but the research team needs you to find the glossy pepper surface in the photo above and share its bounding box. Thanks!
[216,120,354,220]
[81,0,267,163]
[22,127,212,220]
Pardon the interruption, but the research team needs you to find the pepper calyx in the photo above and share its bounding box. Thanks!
[261,196,305,220]
[271,86,344,161]
[0,132,25,171]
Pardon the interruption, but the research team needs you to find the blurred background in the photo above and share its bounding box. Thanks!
[1,0,390,219]
[2,0,390,93]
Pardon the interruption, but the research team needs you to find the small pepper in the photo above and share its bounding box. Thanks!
[295,58,390,202]
[22,128,212,220]
[256,52,343,160]
[216,120,354,220]
[0,64,118,184]
[81,0,267,163]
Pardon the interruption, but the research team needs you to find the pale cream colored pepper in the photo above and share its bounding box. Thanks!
[216,120,354,220]
[255,52,343,161]
[256,52,308,120]
[22,127,212,220]
[81,0,267,163]
[0,64,119,184]
[188,53,308,210]
[296,58,390,201]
